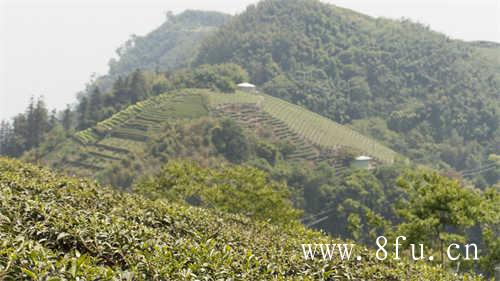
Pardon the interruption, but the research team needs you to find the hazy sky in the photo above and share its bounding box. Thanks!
[1,0,499,120]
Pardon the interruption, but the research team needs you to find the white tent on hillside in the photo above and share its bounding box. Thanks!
[351,155,373,169]
[237,82,257,92]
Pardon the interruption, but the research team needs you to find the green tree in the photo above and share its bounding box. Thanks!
[31,98,49,148]
[61,105,74,131]
[89,87,103,123]
[0,121,15,156]
[396,170,480,266]
[11,113,28,155]
[77,96,91,130]
[134,160,301,224]
[113,76,130,106]
[171,63,249,92]
[211,119,250,163]
[477,186,500,276]
[129,69,150,103]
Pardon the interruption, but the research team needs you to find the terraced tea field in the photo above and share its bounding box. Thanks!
[49,90,209,176]
[74,92,208,145]
[212,103,323,162]
[208,92,398,163]
[44,89,398,179]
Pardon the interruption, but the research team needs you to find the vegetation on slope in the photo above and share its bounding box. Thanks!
[96,10,230,92]
[40,87,398,185]
[471,41,500,74]
[30,85,498,276]
[208,91,398,163]
[136,159,500,276]
[0,158,486,280]
[41,89,210,181]
[2,61,496,276]
[195,0,500,186]
[3,1,498,186]
[134,160,301,224]
[0,14,237,158]
[0,2,497,277]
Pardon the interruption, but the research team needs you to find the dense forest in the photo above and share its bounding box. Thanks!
[0,97,57,157]
[0,0,499,278]
[195,0,499,186]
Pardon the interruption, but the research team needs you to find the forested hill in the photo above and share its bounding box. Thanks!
[3,1,497,185]
[195,0,500,186]
[472,41,500,73]
[94,10,230,91]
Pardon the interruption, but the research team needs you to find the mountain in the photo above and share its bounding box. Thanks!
[93,10,230,92]
[1,1,499,277]
[195,0,500,186]
[41,88,398,185]
[472,41,500,74]
[36,84,500,275]
[0,157,485,280]
[7,1,497,186]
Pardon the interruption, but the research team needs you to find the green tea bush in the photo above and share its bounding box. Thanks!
[0,158,484,280]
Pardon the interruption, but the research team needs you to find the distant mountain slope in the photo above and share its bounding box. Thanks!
[472,41,500,74]
[42,89,397,182]
[0,158,484,280]
[208,92,398,163]
[195,0,499,185]
[94,10,230,91]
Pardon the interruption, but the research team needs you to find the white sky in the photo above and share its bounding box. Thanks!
[1,0,499,120]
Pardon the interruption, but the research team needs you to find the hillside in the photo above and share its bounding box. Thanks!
[94,10,230,92]
[42,88,398,183]
[42,89,210,181]
[472,41,500,74]
[3,1,497,185]
[1,2,498,277]
[0,157,484,280]
[195,0,500,186]
[208,92,397,163]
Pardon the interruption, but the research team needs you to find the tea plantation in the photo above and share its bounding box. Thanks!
[208,91,399,163]
[0,158,483,280]
[44,88,398,180]
[43,89,210,177]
